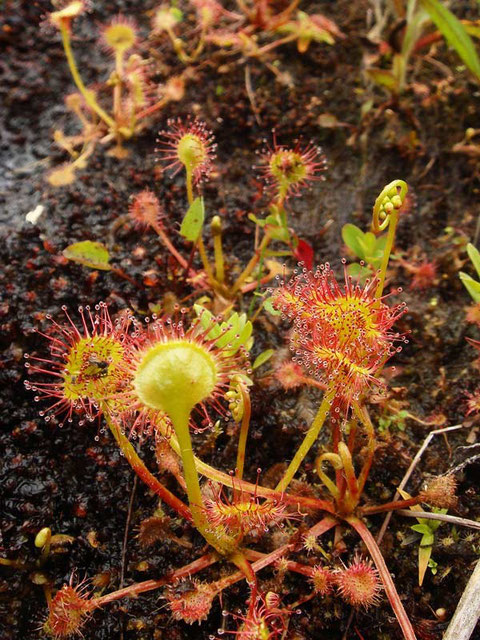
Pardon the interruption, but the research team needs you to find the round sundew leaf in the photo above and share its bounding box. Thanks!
[63,241,112,271]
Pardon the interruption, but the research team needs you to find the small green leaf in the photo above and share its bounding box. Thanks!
[194,305,253,355]
[358,231,377,259]
[420,0,480,82]
[253,349,274,370]
[63,240,111,271]
[427,558,438,575]
[248,213,267,228]
[467,242,480,277]
[264,214,290,242]
[171,7,183,22]
[180,197,205,242]
[342,224,366,259]
[418,544,432,586]
[411,524,434,536]
[460,272,480,302]
[194,305,222,338]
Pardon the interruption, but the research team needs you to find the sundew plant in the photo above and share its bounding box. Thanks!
[23,160,463,640]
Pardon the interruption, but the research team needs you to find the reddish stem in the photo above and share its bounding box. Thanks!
[108,417,192,522]
[153,224,190,272]
[136,98,168,121]
[111,267,143,289]
[330,397,344,490]
[93,552,217,607]
[347,516,417,640]
[361,497,421,515]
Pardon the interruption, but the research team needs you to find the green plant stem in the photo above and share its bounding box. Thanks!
[275,386,337,493]
[316,453,342,499]
[190,24,207,61]
[169,406,242,559]
[0,557,29,569]
[197,236,216,285]
[169,408,206,529]
[106,415,192,522]
[185,167,216,286]
[60,23,115,129]
[212,225,225,284]
[159,424,336,513]
[234,384,251,499]
[347,516,417,640]
[166,26,191,64]
[330,396,343,490]
[230,232,272,296]
[113,50,124,124]
[375,208,399,300]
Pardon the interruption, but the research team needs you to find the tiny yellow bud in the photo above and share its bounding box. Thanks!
[391,195,402,209]
[211,216,222,236]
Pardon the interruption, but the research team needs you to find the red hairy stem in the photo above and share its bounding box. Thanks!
[266,0,300,30]
[107,416,192,522]
[283,559,315,578]
[196,524,336,601]
[212,545,294,595]
[247,552,316,580]
[153,223,190,272]
[338,414,359,505]
[361,497,421,516]
[93,552,217,607]
[308,515,339,538]
[347,516,417,640]
[136,97,168,121]
[244,515,338,574]
[413,31,443,52]
[240,271,281,294]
